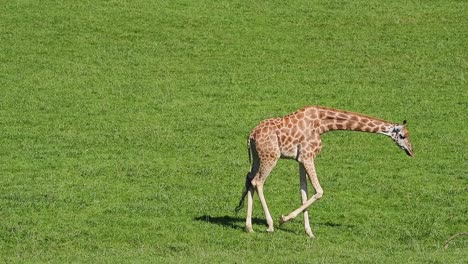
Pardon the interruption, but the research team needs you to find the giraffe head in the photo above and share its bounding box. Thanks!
[388,120,414,157]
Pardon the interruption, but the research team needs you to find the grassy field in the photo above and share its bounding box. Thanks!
[1,0,467,263]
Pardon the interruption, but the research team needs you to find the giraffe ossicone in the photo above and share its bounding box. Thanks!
[235,106,414,237]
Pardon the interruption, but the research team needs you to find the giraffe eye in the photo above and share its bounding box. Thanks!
[399,134,406,139]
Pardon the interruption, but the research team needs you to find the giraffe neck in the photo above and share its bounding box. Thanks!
[315,107,394,135]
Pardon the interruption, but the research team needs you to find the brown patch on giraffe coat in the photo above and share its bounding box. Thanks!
[319,110,326,119]
[319,125,327,132]
[290,126,298,137]
[310,142,319,149]
[335,120,345,127]
[305,131,317,141]
[361,118,369,123]
[345,121,353,129]
[309,111,318,119]
[280,134,287,143]
[296,111,305,119]
[355,123,365,131]
[298,134,305,141]
[298,119,306,130]
[313,119,321,129]
[350,115,359,121]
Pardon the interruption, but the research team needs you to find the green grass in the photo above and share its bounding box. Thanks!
[1,0,467,263]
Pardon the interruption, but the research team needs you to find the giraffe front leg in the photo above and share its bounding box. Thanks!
[299,164,314,238]
[281,160,323,237]
[279,163,315,238]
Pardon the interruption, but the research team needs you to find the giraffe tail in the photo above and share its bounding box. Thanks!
[234,172,250,215]
[234,138,253,214]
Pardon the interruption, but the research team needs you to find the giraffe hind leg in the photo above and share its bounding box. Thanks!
[246,184,254,233]
[244,137,279,233]
[252,158,278,232]
[244,142,260,233]
[245,169,258,233]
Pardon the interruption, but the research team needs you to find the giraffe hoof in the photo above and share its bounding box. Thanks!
[305,229,315,238]
[245,226,254,233]
[266,227,274,233]
[279,215,287,225]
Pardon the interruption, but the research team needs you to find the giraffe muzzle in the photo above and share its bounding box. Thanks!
[404,145,414,157]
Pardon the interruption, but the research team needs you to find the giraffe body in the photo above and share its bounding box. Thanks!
[237,106,414,237]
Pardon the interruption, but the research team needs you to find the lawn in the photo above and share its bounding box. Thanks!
[0,0,467,263]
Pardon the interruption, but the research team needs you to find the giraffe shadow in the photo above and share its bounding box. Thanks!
[193,215,300,234]
[193,215,263,230]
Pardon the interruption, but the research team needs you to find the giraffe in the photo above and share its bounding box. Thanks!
[235,106,414,237]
